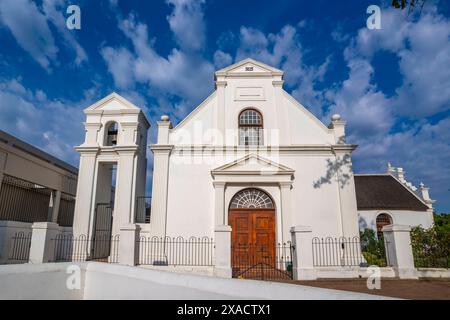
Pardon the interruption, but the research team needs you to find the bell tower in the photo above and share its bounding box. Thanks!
[72,92,150,238]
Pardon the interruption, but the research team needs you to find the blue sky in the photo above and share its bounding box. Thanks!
[0,0,449,212]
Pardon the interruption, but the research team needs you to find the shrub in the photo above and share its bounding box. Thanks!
[360,229,387,267]
[411,214,450,268]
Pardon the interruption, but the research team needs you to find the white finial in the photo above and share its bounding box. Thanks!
[387,162,394,172]
[331,114,341,121]
[396,167,405,183]
[160,115,170,122]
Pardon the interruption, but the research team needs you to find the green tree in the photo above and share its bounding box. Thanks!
[391,0,427,13]
[360,229,387,267]
[411,213,450,268]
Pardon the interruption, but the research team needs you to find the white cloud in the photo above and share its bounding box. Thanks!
[213,50,232,69]
[42,0,87,65]
[352,8,450,118]
[228,25,331,117]
[0,0,58,70]
[0,0,87,71]
[0,77,94,164]
[327,7,450,211]
[101,1,215,123]
[101,46,135,89]
[166,0,206,52]
[325,57,393,139]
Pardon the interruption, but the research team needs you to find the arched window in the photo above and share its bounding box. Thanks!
[239,109,263,146]
[105,122,118,146]
[230,188,274,209]
[376,213,392,238]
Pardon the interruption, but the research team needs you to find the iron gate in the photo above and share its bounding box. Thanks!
[91,203,113,260]
[231,243,294,280]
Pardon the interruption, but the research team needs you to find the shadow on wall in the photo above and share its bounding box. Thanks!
[359,216,369,231]
[313,154,352,189]
[358,216,376,233]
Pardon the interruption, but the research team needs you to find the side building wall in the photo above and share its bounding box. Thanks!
[0,130,78,263]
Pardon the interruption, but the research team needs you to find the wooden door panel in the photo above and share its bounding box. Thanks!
[230,209,276,272]
[235,217,249,230]
[252,212,275,262]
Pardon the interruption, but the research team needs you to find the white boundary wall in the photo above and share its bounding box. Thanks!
[0,222,72,264]
[0,262,393,300]
[0,221,32,264]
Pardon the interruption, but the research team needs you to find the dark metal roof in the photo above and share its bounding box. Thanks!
[354,174,428,211]
[0,130,78,175]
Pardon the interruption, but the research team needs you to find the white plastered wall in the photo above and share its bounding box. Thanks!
[358,210,433,233]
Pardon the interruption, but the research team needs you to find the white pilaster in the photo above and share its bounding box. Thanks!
[149,116,173,238]
[213,181,226,226]
[328,114,346,144]
[83,123,101,146]
[214,225,232,278]
[333,148,359,238]
[290,225,317,280]
[382,224,418,279]
[273,80,289,145]
[114,147,138,229]
[215,81,227,144]
[149,146,172,237]
[48,190,61,223]
[279,182,292,244]
[29,222,60,263]
[72,150,98,237]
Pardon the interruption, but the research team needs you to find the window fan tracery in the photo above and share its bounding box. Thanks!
[230,189,274,209]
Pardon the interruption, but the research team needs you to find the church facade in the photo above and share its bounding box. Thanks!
[150,58,361,245]
[72,58,434,275]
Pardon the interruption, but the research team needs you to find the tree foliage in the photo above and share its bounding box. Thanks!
[360,229,387,266]
[410,213,450,268]
[392,0,427,13]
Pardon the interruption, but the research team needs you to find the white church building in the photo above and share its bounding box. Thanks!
[71,58,435,278]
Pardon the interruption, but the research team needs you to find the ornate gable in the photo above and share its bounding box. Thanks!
[84,92,141,114]
[215,58,283,78]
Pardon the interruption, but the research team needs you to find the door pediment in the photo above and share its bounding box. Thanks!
[211,154,294,177]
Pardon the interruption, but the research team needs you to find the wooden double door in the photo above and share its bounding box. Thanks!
[229,209,276,277]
